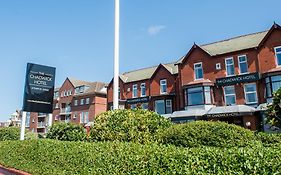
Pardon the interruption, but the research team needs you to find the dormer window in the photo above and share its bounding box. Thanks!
[274,46,281,66]
[194,62,203,80]
[79,86,85,93]
[75,88,79,94]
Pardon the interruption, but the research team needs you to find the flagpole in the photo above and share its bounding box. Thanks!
[113,0,120,109]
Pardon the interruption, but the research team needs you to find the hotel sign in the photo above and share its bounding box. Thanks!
[23,63,56,113]
[216,72,260,86]
[126,97,149,104]
[206,112,241,118]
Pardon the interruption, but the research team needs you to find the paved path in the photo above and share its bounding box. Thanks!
[0,167,16,175]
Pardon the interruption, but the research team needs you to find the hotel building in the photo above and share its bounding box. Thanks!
[107,23,281,131]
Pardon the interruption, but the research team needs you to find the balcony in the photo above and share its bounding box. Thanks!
[60,107,72,115]
[37,121,46,128]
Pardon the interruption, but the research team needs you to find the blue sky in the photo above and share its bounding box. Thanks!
[0,0,280,121]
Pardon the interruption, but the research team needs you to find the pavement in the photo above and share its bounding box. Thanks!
[0,167,16,175]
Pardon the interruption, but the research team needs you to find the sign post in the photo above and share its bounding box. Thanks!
[21,63,56,140]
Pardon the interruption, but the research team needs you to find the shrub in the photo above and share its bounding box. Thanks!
[25,132,38,140]
[158,121,257,147]
[256,132,281,146]
[46,122,86,141]
[0,140,281,175]
[90,109,172,143]
[0,127,20,141]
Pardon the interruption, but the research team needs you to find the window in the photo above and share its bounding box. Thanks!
[64,91,67,96]
[224,86,236,105]
[186,86,211,106]
[265,75,281,98]
[225,58,235,76]
[84,112,89,123]
[60,91,64,97]
[131,104,137,109]
[80,112,84,124]
[118,87,120,99]
[80,99,84,105]
[166,100,172,114]
[274,46,281,66]
[244,84,258,104]
[75,88,79,94]
[155,100,165,114]
[55,103,59,109]
[154,99,172,114]
[132,84,138,98]
[54,91,59,99]
[141,103,148,110]
[194,62,203,80]
[74,100,78,106]
[86,98,90,105]
[79,86,85,93]
[160,79,167,94]
[238,55,248,74]
[140,83,146,97]
[25,112,30,127]
[69,90,72,95]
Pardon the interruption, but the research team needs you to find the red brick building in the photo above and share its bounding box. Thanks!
[107,23,281,131]
[107,63,179,116]
[174,23,281,131]
[25,78,107,133]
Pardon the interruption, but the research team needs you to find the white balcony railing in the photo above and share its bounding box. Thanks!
[37,121,46,128]
[60,107,71,114]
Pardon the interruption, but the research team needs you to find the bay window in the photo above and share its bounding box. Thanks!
[185,86,211,106]
[265,75,281,98]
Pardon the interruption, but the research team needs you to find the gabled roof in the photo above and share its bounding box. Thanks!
[68,78,108,95]
[200,30,268,56]
[120,62,178,83]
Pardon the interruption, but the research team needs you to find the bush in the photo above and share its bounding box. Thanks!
[158,121,257,147]
[0,127,20,141]
[25,132,38,140]
[256,132,281,146]
[46,122,86,141]
[90,109,172,143]
[0,140,281,175]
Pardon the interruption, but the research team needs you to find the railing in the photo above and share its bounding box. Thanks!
[37,121,46,128]
[60,107,71,114]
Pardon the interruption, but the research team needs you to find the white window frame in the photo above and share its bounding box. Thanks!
[238,55,248,75]
[132,84,138,98]
[224,85,236,105]
[80,99,84,105]
[80,112,84,124]
[194,62,203,80]
[86,98,90,105]
[74,100,78,106]
[160,79,167,94]
[274,46,281,66]
[140,83,146,97]
[244,83,258,104]
[225,57,235,76]
[166,99,172,114]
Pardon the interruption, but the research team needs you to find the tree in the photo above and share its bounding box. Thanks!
[266,88,281,128]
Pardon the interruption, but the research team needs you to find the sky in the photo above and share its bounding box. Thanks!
[0,0,281,121]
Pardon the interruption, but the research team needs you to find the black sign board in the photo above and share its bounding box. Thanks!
[206,112,241,118]
[126,97,149,104]
[216,72,260,86]
[23,63,56,113]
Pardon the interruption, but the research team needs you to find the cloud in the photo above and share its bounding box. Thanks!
[147,25,166,35]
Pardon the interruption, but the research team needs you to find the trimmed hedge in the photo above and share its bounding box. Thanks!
[256,132,281,146]
[158,121,257,147]
[0,127,20,141]
[90,109,172,143]
[46,122,86,141]
[0,140,281,174]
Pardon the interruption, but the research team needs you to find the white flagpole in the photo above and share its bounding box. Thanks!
[113,0,120,109]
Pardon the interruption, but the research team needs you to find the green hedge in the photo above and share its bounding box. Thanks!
[256,132,281,146]
[158,121,257,147]
[0,127,20,141]
[46,122,86,141]
[0,140,281,175]
[90,109,172,143]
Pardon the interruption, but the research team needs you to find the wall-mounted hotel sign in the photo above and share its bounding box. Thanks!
[206,112,241,118]
[23,63,56,113]
[216,72,260,86]
[126,96,149,104]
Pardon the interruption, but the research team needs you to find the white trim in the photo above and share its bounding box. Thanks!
[225,57,235,77]
[132,84,138,98]
[243,83,258,104]
[140,83,146,97]
[194,62,203,80]
[160,79,167,94]
[238,55,249,75]
[274,46,281,67]
[223,85,236,105]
